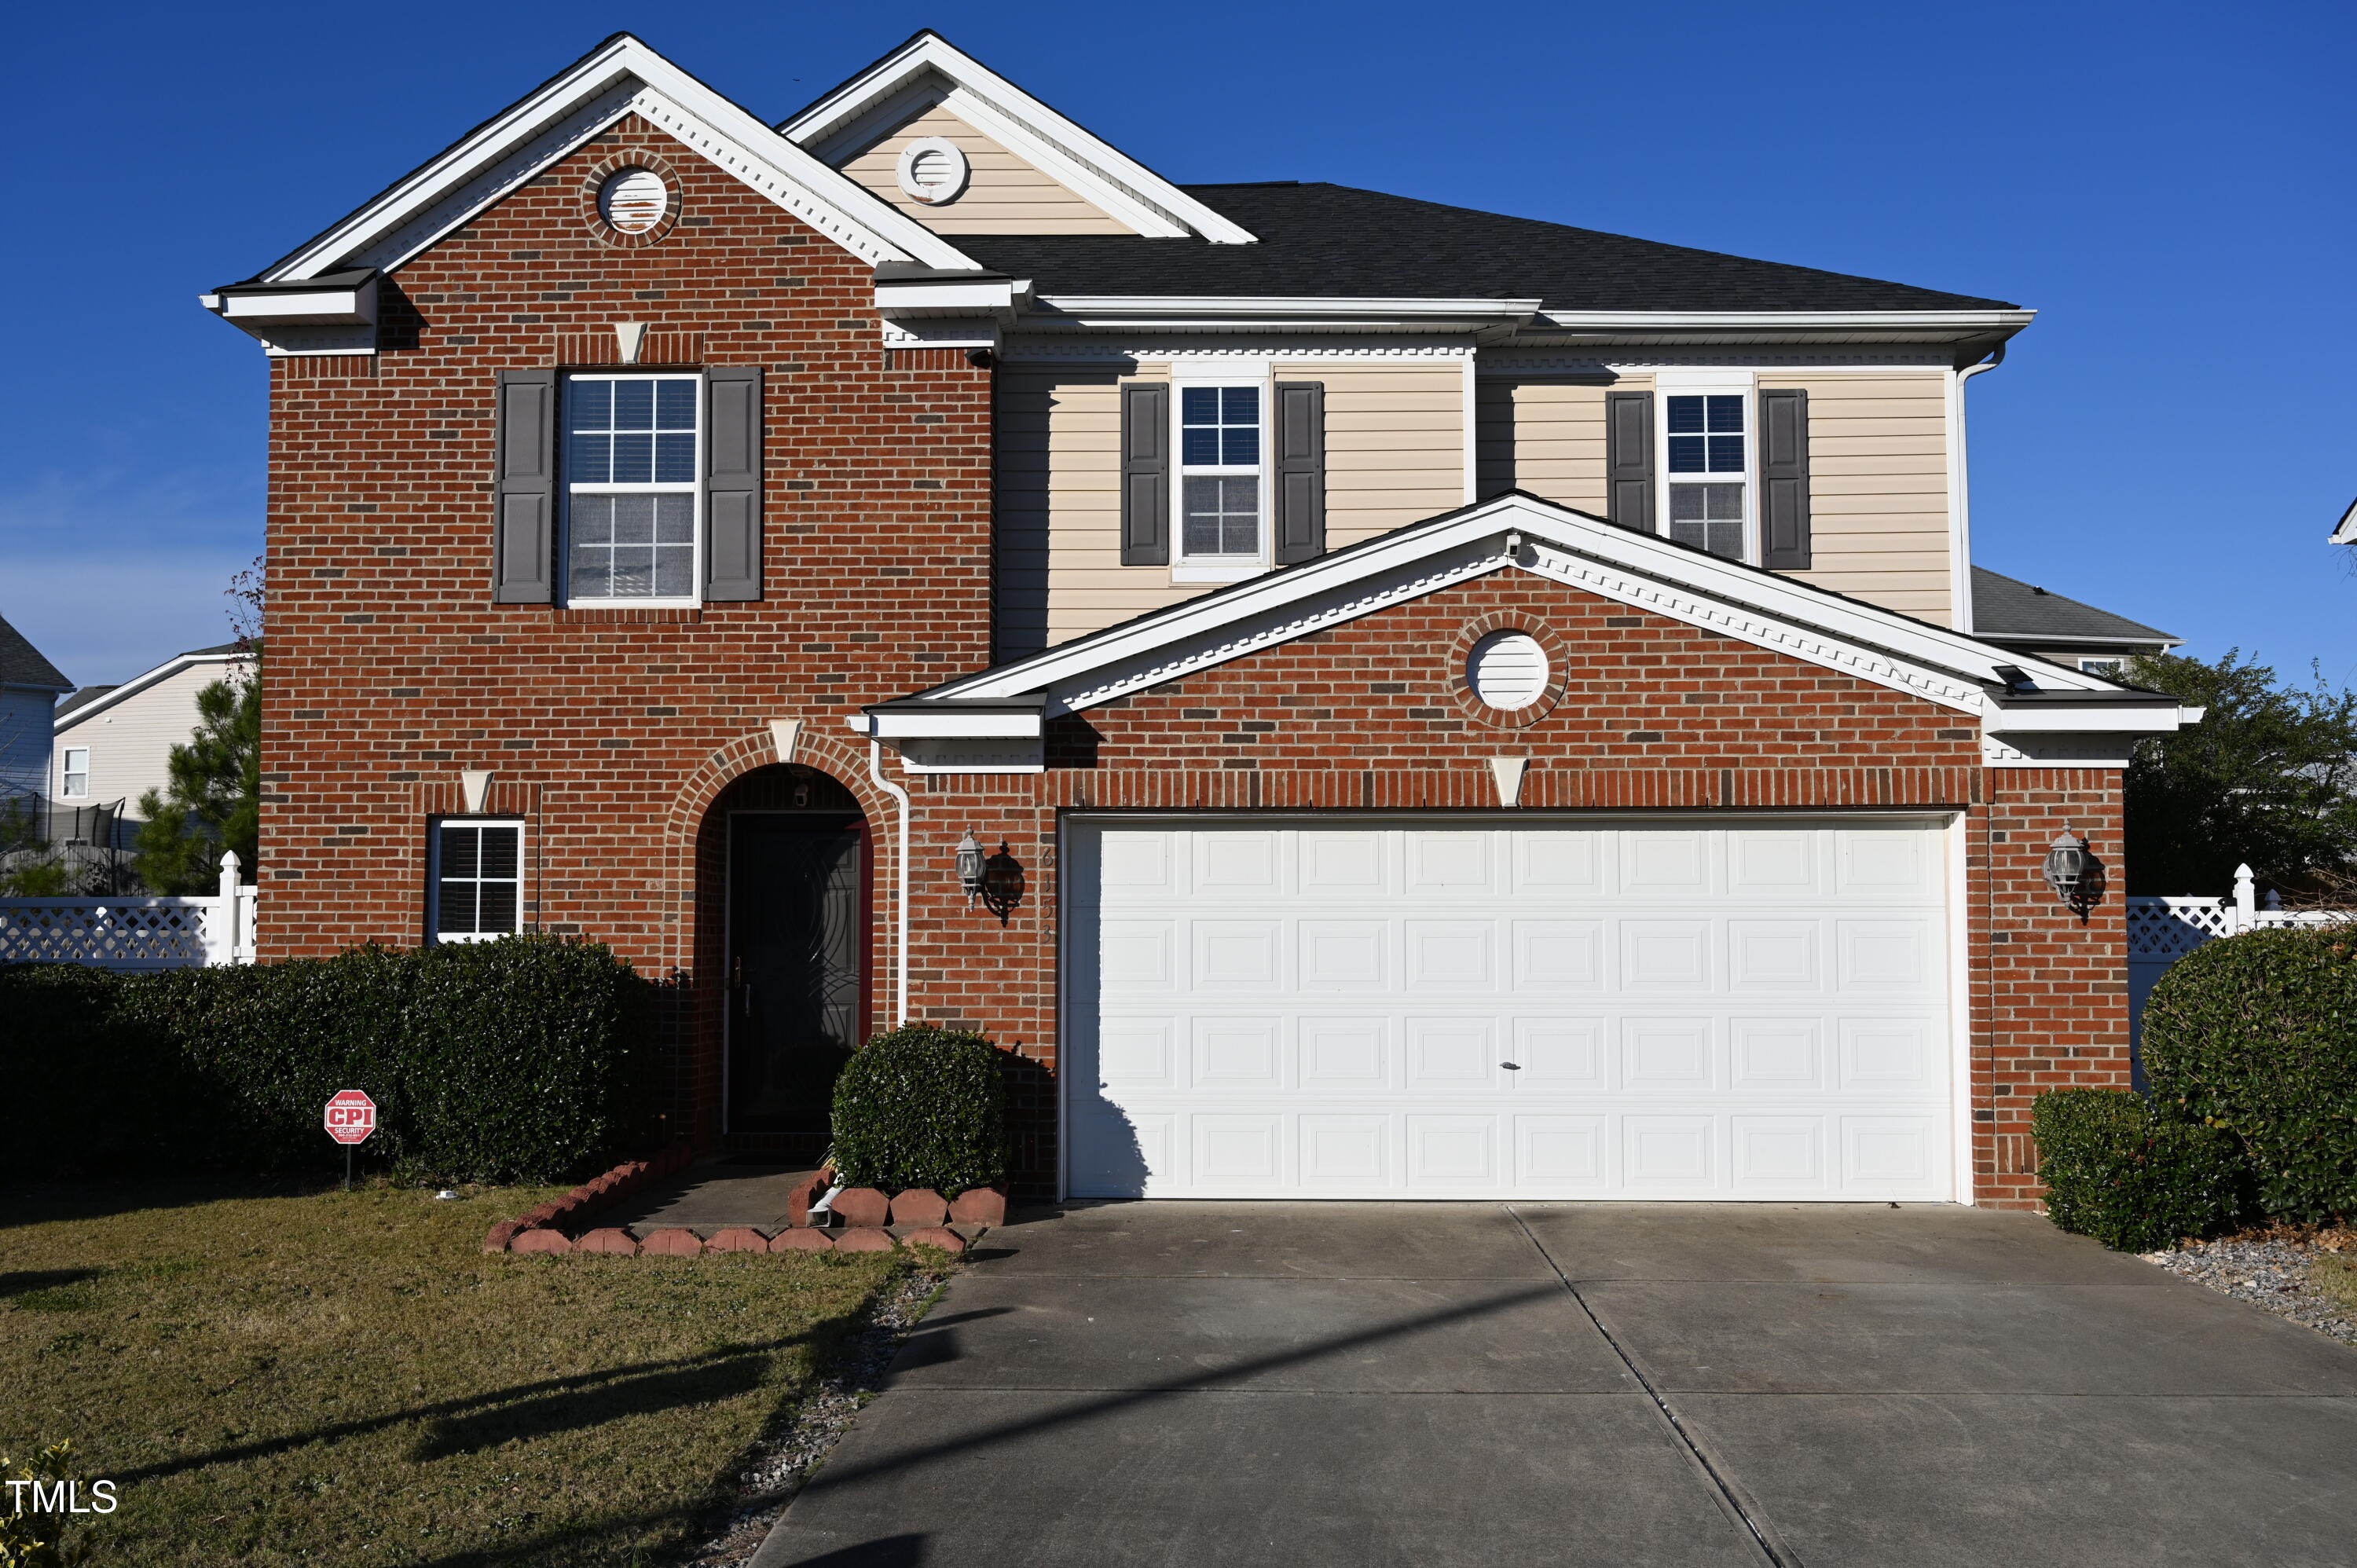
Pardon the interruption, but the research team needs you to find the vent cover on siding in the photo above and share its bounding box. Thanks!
[1466,631,1550,711]
[598,169,669,233]
[896,137,971,205]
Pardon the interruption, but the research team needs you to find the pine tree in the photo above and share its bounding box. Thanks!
[135,669,261,894]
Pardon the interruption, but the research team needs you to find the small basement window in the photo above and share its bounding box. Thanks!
[431,819,523,943]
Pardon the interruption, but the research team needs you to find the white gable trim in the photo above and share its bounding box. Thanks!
[262,36,974,282]
[902,496,2194,738]
[780,32,1258,244]
[53,651,251,735]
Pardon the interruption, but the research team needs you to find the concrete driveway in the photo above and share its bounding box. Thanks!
[753,1203,2357,1567]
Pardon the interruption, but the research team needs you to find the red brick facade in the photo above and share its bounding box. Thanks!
[255,119,2128,1207]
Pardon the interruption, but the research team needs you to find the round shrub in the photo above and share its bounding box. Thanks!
[2032,1089,2247,1251]
[2142,924,2357,1223]
[829,1024,1006,1196]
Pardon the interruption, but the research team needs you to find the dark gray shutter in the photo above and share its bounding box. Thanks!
[1273,380,1325,565]
[702,366,764,601]
[1758,387,1812,570]
[1120,381,1169,566]
[1605,390,1655,532]
[493,369,556,603]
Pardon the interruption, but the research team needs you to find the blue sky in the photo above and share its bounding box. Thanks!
[5,0,2351,687]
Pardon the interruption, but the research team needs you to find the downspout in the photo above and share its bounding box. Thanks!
[867,737,912,1027]
[1945,341,2007,635]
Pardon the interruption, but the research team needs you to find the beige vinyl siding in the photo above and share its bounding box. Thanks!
[998,361,1472,654]
[837,103,1135,235]
[1478,371,1952,625]
[1475,376,1632,515]
[996,368,1188,658]
[1771,372,1953,625]
[1286,362,1466,547]
[52,659,252,834]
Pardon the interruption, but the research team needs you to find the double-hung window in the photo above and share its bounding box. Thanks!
[1665,394,1747,561]
[564,374,700,605]
[430,819,524,943]
[60,748,89,798]
[1178,386,1263,561]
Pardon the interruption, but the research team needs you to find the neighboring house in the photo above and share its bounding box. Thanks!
[1969,568,2179,675]
[2332,495,2355,545]
[50,643,254,848]
[0,614,74,808]
[202,31,2195,1207]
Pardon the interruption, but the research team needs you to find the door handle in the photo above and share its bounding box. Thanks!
[1500,1061,1520,1070]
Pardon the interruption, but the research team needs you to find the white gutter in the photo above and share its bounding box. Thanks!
[1538,308,2036,333]
[1034,295,1542,321]
[1945,343,2007,634]
[865,737,912,1028]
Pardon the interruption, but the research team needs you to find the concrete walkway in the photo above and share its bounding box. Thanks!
[753,1202,2357,1567]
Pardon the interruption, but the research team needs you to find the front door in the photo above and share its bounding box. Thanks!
[727,812,867,1152]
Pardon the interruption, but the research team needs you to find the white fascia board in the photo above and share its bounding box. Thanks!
[779,33,1258,244]
[1978,700,2193,732]
[2332,496,2357,545]
[262,36,973,283]
[53,652,250,733]
[218,282,376,324]
[922,494,2099,717]
[1978,631,2181,648]
[1536,309,2036,334]
[874,277,1021,314]
[1039,295,1542,321]
[867,710,1043,739]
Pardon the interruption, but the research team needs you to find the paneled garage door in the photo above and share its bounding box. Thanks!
[1065,819,1957,1200]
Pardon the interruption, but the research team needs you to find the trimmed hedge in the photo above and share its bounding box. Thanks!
[2142,924,2357,1223]
[829,1024,1006,1196]
[0,936,655,1183]
[2033,1089,2247,1251]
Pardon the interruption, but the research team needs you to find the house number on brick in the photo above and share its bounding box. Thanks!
[598,168,669,233]
[1467,629,1549,710]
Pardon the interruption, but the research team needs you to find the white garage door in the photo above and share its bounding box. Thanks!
[1065,819,1956,1201]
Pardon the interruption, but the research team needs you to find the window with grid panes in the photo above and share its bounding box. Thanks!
[565,375,699,602]
[431,821,523,942]
[1178,386,1263,558]
[1665,394,1747,560]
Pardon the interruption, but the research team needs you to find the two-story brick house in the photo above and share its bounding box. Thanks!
[203,31,2194,1205]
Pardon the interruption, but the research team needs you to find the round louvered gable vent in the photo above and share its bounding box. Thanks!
[896,137,971,204]
[598,168,669,233]
[1467,631,1550,711]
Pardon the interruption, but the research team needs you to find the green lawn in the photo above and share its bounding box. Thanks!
[0,1178,919,1566]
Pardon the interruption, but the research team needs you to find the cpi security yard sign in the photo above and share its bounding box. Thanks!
[325,1089,376,1188]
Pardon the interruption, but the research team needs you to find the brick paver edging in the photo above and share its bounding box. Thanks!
[482,1159,1005,1257]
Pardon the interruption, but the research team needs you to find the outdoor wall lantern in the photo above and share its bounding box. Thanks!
[2043,828,2107,922]
[955,830,1027,924]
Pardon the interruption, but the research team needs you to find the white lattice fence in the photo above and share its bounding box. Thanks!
[2128,865,2346,1044]
[0,854,257,970]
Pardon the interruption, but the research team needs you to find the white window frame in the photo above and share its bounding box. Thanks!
[2078,657,2124,676]
[562,372,703,610]
[428,817,526,944]
[1170,361,1273,583]
[1655,371,1757,566]
[59,747,89,799]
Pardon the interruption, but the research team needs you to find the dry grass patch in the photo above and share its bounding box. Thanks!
[0,1177,910,1566]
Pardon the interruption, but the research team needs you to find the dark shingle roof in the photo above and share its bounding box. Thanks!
[0,614,70,691]
[1971,567,2177,647]
[54,684,118,718]
[958,183,2018,312]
